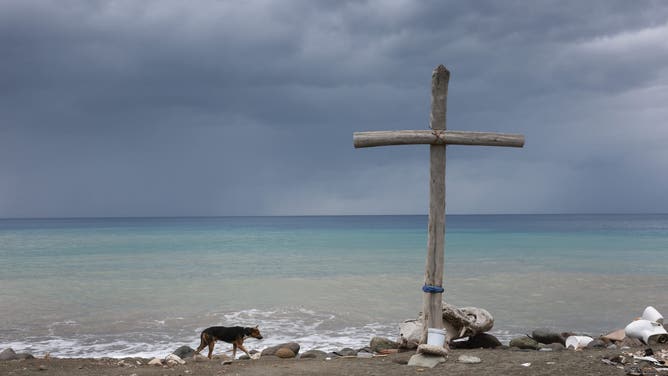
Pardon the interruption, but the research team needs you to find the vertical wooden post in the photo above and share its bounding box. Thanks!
[422,65,450,342]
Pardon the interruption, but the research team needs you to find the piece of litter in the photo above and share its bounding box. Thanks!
[634,355,662,365]
[546,362,556,365]
[325,357,331,361]
[521,362,531,367]
[457,355,481,364]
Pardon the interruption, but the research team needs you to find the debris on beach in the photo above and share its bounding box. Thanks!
[625,306,668,346]
[565,335,594,350]
[601,348,668,375]
[399,301,495,349]
[457,355,482,364]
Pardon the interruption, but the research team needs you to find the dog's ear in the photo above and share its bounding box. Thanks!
[255,325,258,329]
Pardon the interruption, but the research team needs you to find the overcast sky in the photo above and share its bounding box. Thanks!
[1,0,667,217]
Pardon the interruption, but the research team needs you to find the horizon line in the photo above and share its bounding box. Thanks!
[2,212,668,220]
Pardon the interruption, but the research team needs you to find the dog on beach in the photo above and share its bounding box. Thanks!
[194,325,263,359]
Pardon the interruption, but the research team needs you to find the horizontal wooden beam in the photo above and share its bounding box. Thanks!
[353,130,525,148]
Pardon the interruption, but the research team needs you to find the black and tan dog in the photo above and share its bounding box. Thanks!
[194,326,263,359]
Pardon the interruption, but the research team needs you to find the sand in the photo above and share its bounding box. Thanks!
[4,345,667,376]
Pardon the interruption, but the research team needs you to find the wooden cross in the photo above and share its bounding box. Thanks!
[353,65,524,344]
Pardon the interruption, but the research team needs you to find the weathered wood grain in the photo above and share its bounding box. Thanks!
[353,130,525,148]
[422,65,449,342]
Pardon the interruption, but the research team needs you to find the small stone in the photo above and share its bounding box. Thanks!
[38,365,47,371]
[601,329,626,342]
[624,365,643,376]
[0,348,17,361]
[357,352,373,358]
[172,346,196,359]
[148,358,163,366]
[545,343,565,352]
[275,348,296,359]
[369,337,399,352]
[334,348,357,356]
[586,339,607,349]
[165,354,186,365]
[407,354,446,368]
[261,342,300,356]
[620,337,644,348]
[378,349,398,355]
[299,350,327,359]
[457,355,481,364]
[509,337,542,350]
[532,329,567,345]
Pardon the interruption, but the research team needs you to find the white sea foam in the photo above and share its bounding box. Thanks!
[3,308,404,358]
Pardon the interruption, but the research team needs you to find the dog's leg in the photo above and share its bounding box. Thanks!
[207,339,215,359]
[194,332,207,357]
[232,343,237,359]
[236,340,250,357]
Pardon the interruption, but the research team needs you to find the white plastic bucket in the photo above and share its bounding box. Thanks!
[565,335,593,350]
[642,306,664,324]
[625,319,668,345]
[426,328,446,347]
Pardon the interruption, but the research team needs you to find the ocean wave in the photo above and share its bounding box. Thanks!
[4,308,399,358]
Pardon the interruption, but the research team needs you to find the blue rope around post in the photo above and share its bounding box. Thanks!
[422,285,444,293]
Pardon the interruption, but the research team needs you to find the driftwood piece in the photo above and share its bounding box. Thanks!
[441,304,494,343]
[417,343,449,356]
[401,303,494,347]
[353,130,525,148]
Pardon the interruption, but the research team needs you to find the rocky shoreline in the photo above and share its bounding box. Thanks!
[3,326,668,376]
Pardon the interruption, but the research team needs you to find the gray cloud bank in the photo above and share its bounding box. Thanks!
[1,0,668,217]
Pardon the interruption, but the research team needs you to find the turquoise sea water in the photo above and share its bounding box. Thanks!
[1,215,667,357]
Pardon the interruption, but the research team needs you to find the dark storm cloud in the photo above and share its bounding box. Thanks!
[1,0,667,217]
